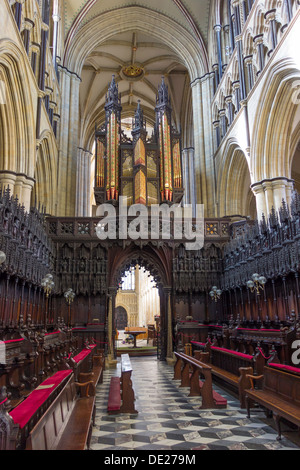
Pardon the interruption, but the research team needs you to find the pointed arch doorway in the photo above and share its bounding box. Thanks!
[115,306,128,330]
[115,264,160,355]
[106,244,173,364]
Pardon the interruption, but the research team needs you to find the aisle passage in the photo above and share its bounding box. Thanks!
[91,357,300,451]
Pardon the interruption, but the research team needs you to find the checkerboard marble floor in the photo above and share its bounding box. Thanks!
[90,357,300,451]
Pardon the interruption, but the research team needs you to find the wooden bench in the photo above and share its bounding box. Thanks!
[51,352,105,450]
[174,352,227,409]
[191,341,266,408]
[24,371,96,450]
[68,344,98,381]
[76,353,105,397]
[0,351,105,450]
[0,369,75,450]
[245,364,300,440]
[107,354,137,415]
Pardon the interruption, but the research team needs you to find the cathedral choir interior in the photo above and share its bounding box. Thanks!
[1,0,300,454]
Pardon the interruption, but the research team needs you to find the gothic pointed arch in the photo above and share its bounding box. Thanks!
[63,6,207,80]
[217,138,254,218]
[31,131,58,215]
[108,242,172,291]
[0,40,36,209]
[251,58,300,182]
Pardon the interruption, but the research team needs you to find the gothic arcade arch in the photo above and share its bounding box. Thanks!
[63,6,208,79]
[251,59,300,183]
[31,131,58,215]
[107,242,173,361]
[0,40,36,209]
[216,139,254,218]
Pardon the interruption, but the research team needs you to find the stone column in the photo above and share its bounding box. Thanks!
[14,0,23,30]
[284,0,293,22]
[57,67,70,215]
[75,148,83,217]
[222,24,231,65]
[0,173,35,212]
[57,67,81,216]
[225,95,234,126]
[251,182,267,220]
[240,99,251,150]
[272,178,289,212]
[285,179,295,208]
[265,10,277,53]
[52,11,61,74]
[232,0,242,37]
[262,179,275,216]
[200,74,216,216]
[228,0,235,53]
[191,78,207,209]
[76,148,93,217]
[107,288,118,368]
[164,287,174,365]
[251,177,295,220]
[20,178,35,212]
[23,18,34,55]
[253,35,265,76]
[213,120,221,150]
[182,147,196,215]
[30,44,40,77]
[244,55,254,93]
[0,172,17,194]
[236,36,247,100]
[36,21,49,139]
[232,80,241,112]
[214,24,223,82]
[212,64,219,92]
[219,109,227,138]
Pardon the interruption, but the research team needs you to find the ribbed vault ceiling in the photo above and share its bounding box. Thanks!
[63,0,211,43]
[62,0,210,148]
[80,30,189,145]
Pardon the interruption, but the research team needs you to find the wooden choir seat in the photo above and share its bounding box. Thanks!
[174,352,227,409]
[191,341,266,408]
[245,363,300,440]
[69,343,98,381]
[0,350,105,450]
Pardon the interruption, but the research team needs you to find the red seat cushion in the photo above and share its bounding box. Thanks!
[10,370,73,428]
[107,377,121,412]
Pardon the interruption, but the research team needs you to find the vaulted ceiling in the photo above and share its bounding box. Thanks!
[63,0,211,44]
[62,0,211,148]
[80,31,189,142]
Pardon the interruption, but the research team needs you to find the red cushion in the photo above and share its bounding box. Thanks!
[3,339,24,344]
[237,328,280,332]
[72,345,95,363]
[268,363,300,375]
[211,346,253,360]
[199,380,227,406]
[10,370,72,429]
[108,377,121,411]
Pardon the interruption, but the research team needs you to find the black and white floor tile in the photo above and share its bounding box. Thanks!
[90,356,300,451]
